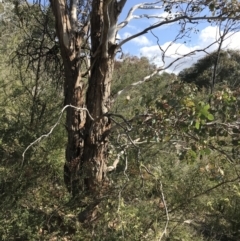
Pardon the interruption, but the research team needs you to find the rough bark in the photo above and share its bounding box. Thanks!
[81,0,116,193]
[50,0,120,196]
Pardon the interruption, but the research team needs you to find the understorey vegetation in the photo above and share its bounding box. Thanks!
[1,0,240,240]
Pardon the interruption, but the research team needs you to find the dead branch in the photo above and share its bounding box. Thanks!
[22,105,94,167]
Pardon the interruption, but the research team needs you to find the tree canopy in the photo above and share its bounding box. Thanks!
[179,49,240,89]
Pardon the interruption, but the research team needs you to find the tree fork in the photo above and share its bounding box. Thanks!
[51,0,117,196]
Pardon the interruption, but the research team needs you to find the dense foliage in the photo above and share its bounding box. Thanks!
[179,49,240,89]
[1,1,240,241]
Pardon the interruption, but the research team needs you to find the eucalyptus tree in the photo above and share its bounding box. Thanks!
[32,0,240,197]
[2,1,240,237]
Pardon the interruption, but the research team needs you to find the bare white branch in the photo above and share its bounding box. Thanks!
[158,180,169,241]
[107,151,124,172]
[70,0,78,31]
[118,14,230,48]
[115,69,160,98]
[117,0,211,31]
[117,1,163,30]
[123,150,129,179]
[140,164,169,239]
[22,105,94,167]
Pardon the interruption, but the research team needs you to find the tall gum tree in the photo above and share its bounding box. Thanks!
[50,0,127,195]
[48,0,240,196]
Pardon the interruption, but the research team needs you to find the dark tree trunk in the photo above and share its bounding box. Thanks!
[50,0,118,196]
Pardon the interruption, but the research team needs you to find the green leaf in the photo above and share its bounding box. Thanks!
[195,120,200,129]
[207,113,214,121]
[203,104,210,111]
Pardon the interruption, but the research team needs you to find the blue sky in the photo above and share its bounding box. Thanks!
[27,0,240,73]
[117,0,240,73]
[118,0,185,53]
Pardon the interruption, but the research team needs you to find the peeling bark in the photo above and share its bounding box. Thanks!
[50,0,120,196]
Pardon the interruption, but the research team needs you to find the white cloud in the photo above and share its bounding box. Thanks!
[140,42,200,73]
[201,26,240,50]
[132,35,152,46]
[139,26,240,73]
[122,32,152,46]
[199,26,219,44]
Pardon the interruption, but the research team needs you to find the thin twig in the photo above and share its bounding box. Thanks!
[158,180,169,241]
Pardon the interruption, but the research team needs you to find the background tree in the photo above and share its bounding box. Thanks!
[0,4,68,240]
[179,49,240,89]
